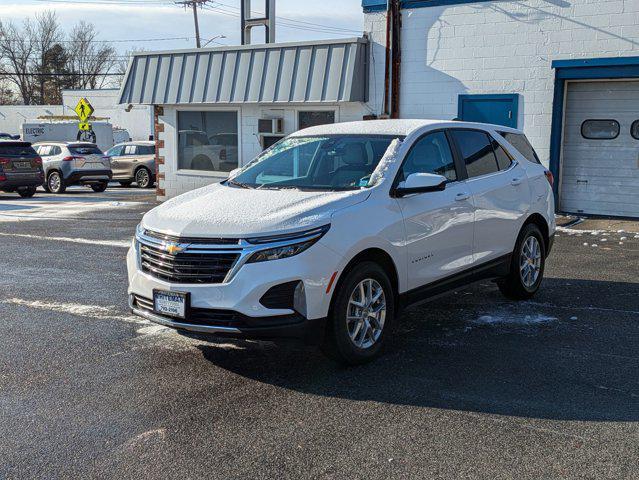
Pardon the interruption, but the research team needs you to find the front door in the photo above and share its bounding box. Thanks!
[106,145,127,178]
[396,131,475,290]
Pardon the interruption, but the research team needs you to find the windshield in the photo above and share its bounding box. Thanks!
[230,135,399,190]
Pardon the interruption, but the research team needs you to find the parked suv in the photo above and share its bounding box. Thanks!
[0,141,44,198]
[34,142,112,194]
[105,141,156,188]
[127,120,555,364]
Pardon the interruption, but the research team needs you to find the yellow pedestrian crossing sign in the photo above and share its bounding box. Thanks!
[74,98,94,122]
[78,122,91,131]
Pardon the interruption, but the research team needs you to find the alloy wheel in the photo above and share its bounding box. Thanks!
[520,236,542,288]
[346,278,386,349]
[136,169,150,188]
[48,173,61,192]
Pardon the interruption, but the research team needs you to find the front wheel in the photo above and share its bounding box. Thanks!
[17,186,37,198]
[322,262,395,365]
[498,224,546,300]
[90,182,108,193]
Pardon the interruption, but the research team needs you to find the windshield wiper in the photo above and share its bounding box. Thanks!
[227,179,252,189]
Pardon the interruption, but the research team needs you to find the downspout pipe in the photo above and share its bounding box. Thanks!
[382,0,392,117]
[390,0,401,119]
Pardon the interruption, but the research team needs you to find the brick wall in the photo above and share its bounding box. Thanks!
[365,0,639,165]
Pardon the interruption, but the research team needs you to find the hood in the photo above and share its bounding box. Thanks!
[142,183,370,238]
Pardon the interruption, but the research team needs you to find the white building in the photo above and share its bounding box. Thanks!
[121,0,639,218]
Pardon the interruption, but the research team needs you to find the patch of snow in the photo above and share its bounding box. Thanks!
[2,298,145,324]
[368,138,403,186]
[620,236,627,241]
[290,119,442,138]
[591,244,598,248]
[471,312,558,326]
[570,316,578,320]
[600,238,607,242]
[583,243,589,246]
[617,229,625,233]
[0,232,130,248]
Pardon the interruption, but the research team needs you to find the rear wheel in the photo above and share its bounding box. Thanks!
[17,186,37,198]
[90,181,108,193]
[322,262,395,365]
[135,167,153,189]
[47,171,65,194]
[498,224,546,300]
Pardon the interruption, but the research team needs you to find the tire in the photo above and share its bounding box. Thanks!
[47,171,66,194]
[17,186,37,198]
[322,262,395,365]
[498,224,546,300]
[119,181,133,188]
[135,167,153,189]
[90,181,108,193]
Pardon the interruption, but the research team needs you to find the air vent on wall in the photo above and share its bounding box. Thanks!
[258,118,283,134]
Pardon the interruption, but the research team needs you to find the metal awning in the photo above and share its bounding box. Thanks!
[119,37,368,105]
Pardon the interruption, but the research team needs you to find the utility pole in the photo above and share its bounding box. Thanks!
[175,0,210,48]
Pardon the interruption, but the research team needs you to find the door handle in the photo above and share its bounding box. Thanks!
[511,177,523,186]
[455,192,470,201]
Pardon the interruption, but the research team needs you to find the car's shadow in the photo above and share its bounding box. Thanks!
[198,278,639,422]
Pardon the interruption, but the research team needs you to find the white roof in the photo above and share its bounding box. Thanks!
[290,119,523,137]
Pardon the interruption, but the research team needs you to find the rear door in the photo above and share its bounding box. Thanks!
[395,131,475,290]
[106,145,126,177]
[449,129,530,264]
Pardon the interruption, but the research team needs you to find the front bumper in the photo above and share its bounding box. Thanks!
[127,236,341,341]
[129,294,326,343]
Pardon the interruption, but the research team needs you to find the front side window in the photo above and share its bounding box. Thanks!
[231,135,398,191]
[299,111,336,130]
[581,119,620,140]
[450,130,499,178]
[106,145,124,157]
[177,111,238,172]
[399,132,457,182]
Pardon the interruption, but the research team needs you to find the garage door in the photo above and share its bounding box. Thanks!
[561,80,639,217]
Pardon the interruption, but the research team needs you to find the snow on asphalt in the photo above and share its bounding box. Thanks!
[0,232,130,248]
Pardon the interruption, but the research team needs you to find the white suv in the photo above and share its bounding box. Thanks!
[127,120,555,364]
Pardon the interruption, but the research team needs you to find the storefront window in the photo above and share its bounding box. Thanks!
[177,111,238,172]
[298,111,335,130]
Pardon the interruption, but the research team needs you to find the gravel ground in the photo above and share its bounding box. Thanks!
[1,186,638,479]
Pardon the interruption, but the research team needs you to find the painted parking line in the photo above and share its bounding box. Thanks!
[0,232,131,248]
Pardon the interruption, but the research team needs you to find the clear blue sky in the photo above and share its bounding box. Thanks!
[2,1,364,54]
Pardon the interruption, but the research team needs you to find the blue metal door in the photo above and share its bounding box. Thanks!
[458,94,519,128]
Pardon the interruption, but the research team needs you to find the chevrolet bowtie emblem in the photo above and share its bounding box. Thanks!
[165,243,183,255]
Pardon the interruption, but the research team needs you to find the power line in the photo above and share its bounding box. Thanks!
[0,72,124,76]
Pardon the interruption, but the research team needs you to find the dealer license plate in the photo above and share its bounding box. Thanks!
[153,290,187,319]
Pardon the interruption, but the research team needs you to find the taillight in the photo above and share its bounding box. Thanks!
[544,170,554,187]
[34,156,42,166]
[63,156,84,162]
[220,149,227,161]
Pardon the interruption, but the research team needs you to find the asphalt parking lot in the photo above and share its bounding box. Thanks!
[1,186,638,479]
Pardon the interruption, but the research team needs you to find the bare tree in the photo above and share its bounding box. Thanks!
[0,19,36,104]
[29,11,63,104]
[67,22,117,90]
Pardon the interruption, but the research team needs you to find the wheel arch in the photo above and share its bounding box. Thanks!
[328,247,400,316]
[522,213,550,253]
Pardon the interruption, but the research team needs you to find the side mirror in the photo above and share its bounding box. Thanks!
[394,173,447,197]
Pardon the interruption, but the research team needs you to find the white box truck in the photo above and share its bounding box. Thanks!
[21,121,123,152]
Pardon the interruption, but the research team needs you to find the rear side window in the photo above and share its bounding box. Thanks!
[137,145,155,155]
[581,120,619,140]
[400,132,457,182]
[68,145,102,155]
[492,139,513,171]
[450,130,498,178]
[499,132,541,164]
[0,143,37,157]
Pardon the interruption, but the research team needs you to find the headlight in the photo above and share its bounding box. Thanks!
[246,224,330,263]
[135,223,145,238]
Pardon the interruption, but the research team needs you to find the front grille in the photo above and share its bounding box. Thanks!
[139,242,239,284]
